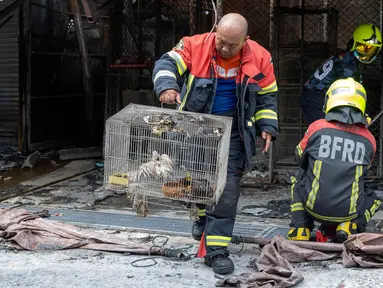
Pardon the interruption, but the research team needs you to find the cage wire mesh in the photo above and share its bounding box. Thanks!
[103,104,232,205]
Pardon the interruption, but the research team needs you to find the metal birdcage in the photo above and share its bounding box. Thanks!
[103,103,232,205]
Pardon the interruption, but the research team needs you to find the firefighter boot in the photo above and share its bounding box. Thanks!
[192,218,206,241]
[204,252,234,275]
[335,221,358,243]
[287,227,311,241]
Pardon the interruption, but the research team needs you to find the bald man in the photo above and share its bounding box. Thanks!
[152,13,279,274]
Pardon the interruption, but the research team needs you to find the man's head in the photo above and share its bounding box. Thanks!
[215,13,249,59]
[349,23,382,64]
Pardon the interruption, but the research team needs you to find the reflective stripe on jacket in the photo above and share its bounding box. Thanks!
[295,119,376,221]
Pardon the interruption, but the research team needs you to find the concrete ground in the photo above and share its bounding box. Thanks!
[1,228,383,288]
[1,160,383,287]
[0,160,292,227]
[0,230,254,288]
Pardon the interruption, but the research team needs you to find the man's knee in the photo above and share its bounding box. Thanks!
[227,150,245,178]
[290,169,313,228]
[210,137,244,218]
[208,175,241,218]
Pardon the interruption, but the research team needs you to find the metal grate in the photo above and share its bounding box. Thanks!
[273,0,383,179]
[223,0,271,48]
[0,8,19,147]
[103,103,232,205]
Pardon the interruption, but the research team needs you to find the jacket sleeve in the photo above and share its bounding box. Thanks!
[254,52,279,139]
[152,37,192,97]
[295,128,311,170]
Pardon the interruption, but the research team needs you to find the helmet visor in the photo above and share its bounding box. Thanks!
[354,42,380,63]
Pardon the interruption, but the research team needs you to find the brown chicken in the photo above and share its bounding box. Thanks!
[161,177,214,200]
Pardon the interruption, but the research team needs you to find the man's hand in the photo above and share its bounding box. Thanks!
[159,89,181,104]
[261,131,272,153]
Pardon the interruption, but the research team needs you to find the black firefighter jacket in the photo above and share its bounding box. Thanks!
[295,119,377,222]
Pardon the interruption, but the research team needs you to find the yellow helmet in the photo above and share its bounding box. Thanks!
[350,24,382,64]
[324,78,367,115]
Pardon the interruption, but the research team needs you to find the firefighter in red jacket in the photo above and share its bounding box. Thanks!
[152,13,279,274]
[289,78,381,243]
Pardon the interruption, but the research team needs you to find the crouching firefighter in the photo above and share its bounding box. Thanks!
[289,78,381,243]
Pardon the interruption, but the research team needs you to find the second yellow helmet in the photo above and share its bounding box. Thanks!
[350,23,382,64]
[324,78,367,115]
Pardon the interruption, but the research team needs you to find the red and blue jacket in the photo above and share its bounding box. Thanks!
[152,33,279,169]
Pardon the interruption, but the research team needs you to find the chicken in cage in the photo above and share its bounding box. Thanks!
[103,103,232,215]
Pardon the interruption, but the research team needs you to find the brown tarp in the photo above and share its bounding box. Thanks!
[2,207,383,288]
[216,234,383,288]
[343,233,383,268]
[0,207,163,255]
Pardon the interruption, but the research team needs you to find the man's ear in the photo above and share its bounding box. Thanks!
[214,25,218,31]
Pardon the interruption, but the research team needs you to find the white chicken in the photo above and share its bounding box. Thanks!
[128,151,174,183]
[127,151,174,217]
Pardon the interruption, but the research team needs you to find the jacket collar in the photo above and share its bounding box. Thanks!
[240,42,262,79]
[208,33,263,79]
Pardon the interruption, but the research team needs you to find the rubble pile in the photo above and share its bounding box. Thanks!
[0,146,24,174]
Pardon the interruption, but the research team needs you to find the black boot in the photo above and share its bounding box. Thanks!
[204,252,234,275]
[191,219,205,241]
